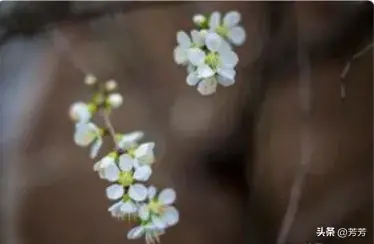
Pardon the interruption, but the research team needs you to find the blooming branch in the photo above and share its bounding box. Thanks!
[69,74,179,244]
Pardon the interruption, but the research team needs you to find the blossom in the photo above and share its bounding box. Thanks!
[173,30,205,65]
[117,131,144,150]
[74,122,103,158]
[186,32,238,95]
[138,187,179,229]
[127,223,165,244]
[104,155,152,202]
[209,11,246,46]
[93,153,116,179]
[69,102,93,123]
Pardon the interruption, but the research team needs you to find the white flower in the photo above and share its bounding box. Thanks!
[74,122,103,158]
[69,102,92,123]
[209,11,246,46]
[127,223,165,244]
[186,33,238,94]
[138,187,179,229]
[104,156,152,202]
[173,30,205,65]
[117,131,144,150]
[107,93,123,108]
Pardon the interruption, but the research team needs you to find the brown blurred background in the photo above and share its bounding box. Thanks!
[0,2,372,244]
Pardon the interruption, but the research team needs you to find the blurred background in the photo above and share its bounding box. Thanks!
[0,2,372,244]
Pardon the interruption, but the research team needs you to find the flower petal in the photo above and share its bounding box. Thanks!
[197,65,214,78]
[190,30,204,46]
[69,102,91,123]
[118,131,144,149]
[129,184,148,202]
[133,165,152,181]
[187,48,206,66]
[138,204,150,221]
[106,184,124,200]
[161,206,179,227]
[223,11,241,28]
[104,164,120,182]
[127,226,145,239]
[217,75,235,87]
[135,142,155,165]
[209,12,221,29]
[205,32,222,52]
[228,26,246,46]
[74,123,98,146]
[186,72,200,86]
[177,31,191,48]
[173,46,188,65]
[219,50,238,68]
[120,201,137,213]
[197,77,218,96]
[217,67,236,80]
[118,154,134,172]
[152,215,167,229]
[108,201,123,217]
[148,186,157,200]
[90,138,102,159]
[158,188,176,205]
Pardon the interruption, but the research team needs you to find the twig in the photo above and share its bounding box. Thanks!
[102,108,119,149]
[340,42,373,99]
[276,8,313,244]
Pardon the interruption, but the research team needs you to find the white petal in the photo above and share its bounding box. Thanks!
[118,154,134,172]
[190,30,204,46]
[197,65,214,78]
[217,75,235,87]
[106,184,124,200]
[205,32,222,52]
[186,72,200,86]
[152,216,167,229]
[219,50,239,68]
[74,123,98,146]
[90,138,102,159]
[173,46,188,65]
[118,131,144,149]
[187,64,195,74]
[187,48,206,66]
[223,11,241,28]
[228,26,246,46]
[127,226,145,239]
[69,102,91,123]
[108,201,124,217]
[158,188,176,205]
[177,31,191,48]
[104,164,120,182]
[135,142,155,165]
[161,206,179,227]
[129,184,148,202]
[133,166,152,181]
[138,204,150,221]
[217,67,236,80]
[209,12,221,29]
[120,201,137,213]
[197,77,218,96]
[148,186,157,200]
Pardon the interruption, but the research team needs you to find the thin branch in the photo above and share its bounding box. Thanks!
[276,6,313,244]
[340,42,373,99]
[102,108,119,149]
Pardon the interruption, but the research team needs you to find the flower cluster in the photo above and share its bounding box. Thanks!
[173,11,246,95]
[69,75,179,244]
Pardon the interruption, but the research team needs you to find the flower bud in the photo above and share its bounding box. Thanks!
[84,74,97,86]
[108,93,123,108]
[105,80,118,91]
[193,14,206,26]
